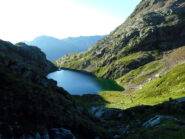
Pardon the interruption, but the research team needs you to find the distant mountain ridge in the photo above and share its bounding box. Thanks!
[26,35,105,61]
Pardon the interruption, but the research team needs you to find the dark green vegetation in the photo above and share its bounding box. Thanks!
[26,35,105,61]
[0,40,114,138]
[55,0,185,138]
[97,78,124,91]
[0,67,110,138]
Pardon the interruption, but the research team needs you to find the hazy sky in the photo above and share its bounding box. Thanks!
[0,0,141,43]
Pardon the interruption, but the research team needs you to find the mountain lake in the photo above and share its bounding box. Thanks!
[47,69,123,95]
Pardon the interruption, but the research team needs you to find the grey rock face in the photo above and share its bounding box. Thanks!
[0,39,59,88]
[0,40,56,75]
[149,0,162,6]
[15,42,57,74]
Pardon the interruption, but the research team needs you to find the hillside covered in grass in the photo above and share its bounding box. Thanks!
[55,0,185,83]
[74,49,185,139]
[54,0,185,138]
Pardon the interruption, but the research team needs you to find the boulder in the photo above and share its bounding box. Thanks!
[49,128,76,139]
[89,106,123,119]
[89,107,105,118]
[143,115,176,128]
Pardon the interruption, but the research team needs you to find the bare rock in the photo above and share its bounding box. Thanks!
[143,115,177,128]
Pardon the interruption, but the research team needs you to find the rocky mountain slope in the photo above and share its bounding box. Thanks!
[76,61,185,138]
[0,41,56,75]
[26,35,105,61]
[56,0,185,85]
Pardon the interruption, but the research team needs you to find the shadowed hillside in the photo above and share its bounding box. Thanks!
[0,40,112,138]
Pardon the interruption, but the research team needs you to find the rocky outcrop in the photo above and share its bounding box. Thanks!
[0,40,60,89]
[89,106,124,119]
[0,40,59,88]
[143,115,177,128]
[0,40,57,75]
[0,128,76,139]
[55,0,185,80]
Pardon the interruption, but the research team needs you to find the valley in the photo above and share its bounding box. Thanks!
[1,0,185,138]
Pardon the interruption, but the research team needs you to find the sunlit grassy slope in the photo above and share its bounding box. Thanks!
[77,63,185,110]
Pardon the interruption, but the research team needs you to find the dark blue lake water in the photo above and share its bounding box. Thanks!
[47,69,123,95]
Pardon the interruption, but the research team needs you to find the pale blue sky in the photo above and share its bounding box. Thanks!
[0,0,141,43]
[71,0,141,18]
